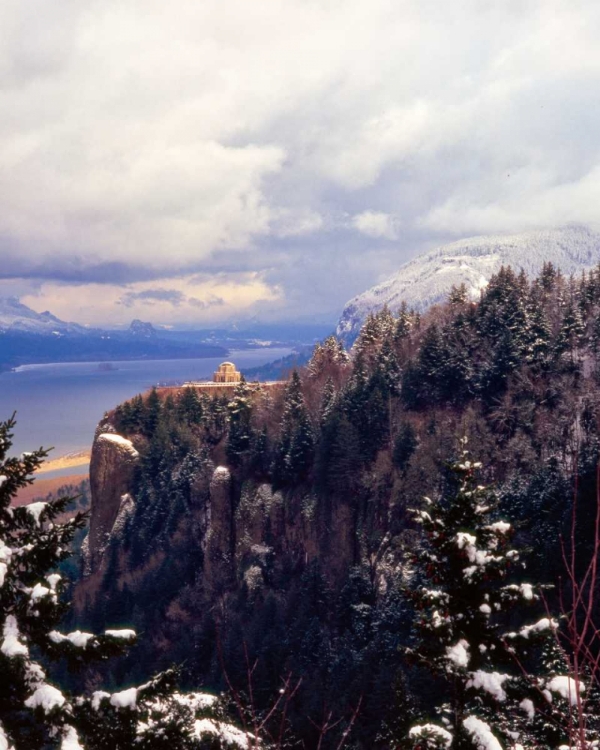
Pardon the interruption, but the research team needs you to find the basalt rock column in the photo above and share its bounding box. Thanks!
[87,432,140,572]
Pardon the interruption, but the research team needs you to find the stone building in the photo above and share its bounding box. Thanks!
[213,361,242,384]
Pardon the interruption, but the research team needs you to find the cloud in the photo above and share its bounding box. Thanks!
[2,1,600,322]
[352,211,400,240]
[119,288,187,307]
[16,273,279,326]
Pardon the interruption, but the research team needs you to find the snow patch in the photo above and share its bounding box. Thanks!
[193,718,251,749]
[98,433,139,457]
[49,630,95,649]
[409,723,453,748]
[462,715,502,750]
[25,684,65,713]
[546,675,584,705]
[446,639,470,668]
[61,726,84,750]
[1,615,28,658]
[519,698,535,720]
[466,671,511,701]
[105,628,136,641]
[110,687,138,709]
[516,617,558,639]
[25,502,47,525]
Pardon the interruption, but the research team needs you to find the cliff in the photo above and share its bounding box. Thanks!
[73,265,600,746]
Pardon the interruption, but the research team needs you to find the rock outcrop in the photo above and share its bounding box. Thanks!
[87,430,140,571]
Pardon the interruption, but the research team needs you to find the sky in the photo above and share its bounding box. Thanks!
[1,0,600,327]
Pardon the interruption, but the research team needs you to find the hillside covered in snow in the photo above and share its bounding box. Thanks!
[337,225,600,342]
[0,297,92,336]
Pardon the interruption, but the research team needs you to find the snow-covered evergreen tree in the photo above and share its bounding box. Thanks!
[273,371,314,485]
[407,438,598,750]
[0,416,252,750]
[226,375,255,466]
[308,335,349,378]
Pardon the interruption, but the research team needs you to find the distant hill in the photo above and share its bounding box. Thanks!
[0,297,93,336]
[0,300,227,371]
[337,225,600,342]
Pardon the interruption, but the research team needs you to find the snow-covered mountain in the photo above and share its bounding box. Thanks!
[337,225,600,342]
[0,298,92,336]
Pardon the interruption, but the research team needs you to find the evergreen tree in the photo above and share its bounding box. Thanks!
[555,298,586,361]
[407,439,596,749]
[142,387,162,436]
[226,376,255,466]
[393,422,418,474]
[449,283,469,305]
[308,335,349,378]
[273,371,314,485]
[0,416,249,749]
[395,302,414,342]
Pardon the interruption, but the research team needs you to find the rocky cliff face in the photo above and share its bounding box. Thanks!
[82,428,360,597]
[85,427,141,573]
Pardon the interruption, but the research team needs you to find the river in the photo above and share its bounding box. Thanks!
[0,349,291,457]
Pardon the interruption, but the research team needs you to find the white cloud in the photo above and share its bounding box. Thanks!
[1,0,600,320]
[15,273,281,327]
[352,211,400,240]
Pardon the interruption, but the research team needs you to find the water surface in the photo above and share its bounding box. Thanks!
[0,349,291,456]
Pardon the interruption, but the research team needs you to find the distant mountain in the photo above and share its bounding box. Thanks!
[128,319,157,339]
[0,300,228,372]
[337,225,600,342]
[0,297,92,336]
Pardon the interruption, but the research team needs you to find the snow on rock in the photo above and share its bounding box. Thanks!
[446,639,470,668]
[466,671,511,701]
[409,724,453,748]
[49,630,95,649]
[462,715,502,750]
[1,615,28,658]
[546,675,585,705]
[25,502,47,526]
[24,684,66,713]
[212,466,231,484]
[98,433,139,458]
[0,563,7,588]
[110,687,138,709]
[337,225,600,342]
[61,726,84,750]
[193,718,251,749]
[105,628,136,640]
[110,494,135,539]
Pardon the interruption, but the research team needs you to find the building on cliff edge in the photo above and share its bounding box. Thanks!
[180,361,285,395]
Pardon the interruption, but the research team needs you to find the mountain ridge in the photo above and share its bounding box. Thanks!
[337,224,600,342]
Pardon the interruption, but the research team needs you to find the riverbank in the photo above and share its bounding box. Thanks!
[37,450,91,475]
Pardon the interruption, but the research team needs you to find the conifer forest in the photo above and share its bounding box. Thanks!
[6,264,600,748]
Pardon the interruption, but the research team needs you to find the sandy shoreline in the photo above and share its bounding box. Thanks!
[13,473,89,506]
[36,449,91,475]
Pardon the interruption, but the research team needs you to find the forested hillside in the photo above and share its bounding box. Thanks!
[73,263,600,748]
